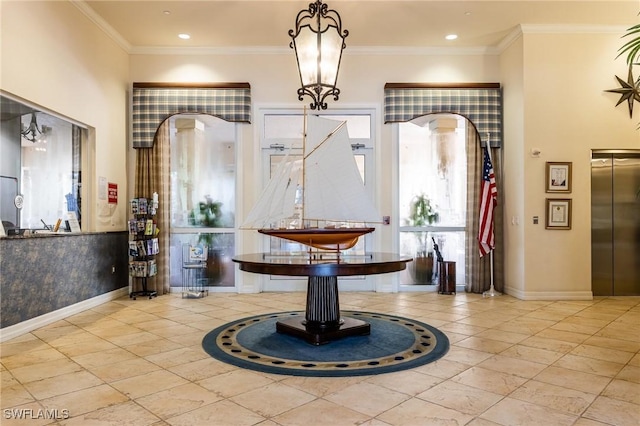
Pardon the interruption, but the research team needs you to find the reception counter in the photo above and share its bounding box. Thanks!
[0,231,129,330]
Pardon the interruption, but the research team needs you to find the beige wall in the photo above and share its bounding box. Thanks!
[2,0,637,298]
[515,31,639,299]
[500,37,526,296]
[1,1,130,232]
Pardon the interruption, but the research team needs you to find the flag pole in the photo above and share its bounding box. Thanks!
[482,133,500,298]
[483,250,500,297]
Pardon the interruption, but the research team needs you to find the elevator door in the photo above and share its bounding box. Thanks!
[591,151,640,296]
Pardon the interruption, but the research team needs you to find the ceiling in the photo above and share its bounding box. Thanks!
[81,0,638,51]
[2,1,636,121]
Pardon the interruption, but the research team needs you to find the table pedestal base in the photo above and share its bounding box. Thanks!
[276,275,370,345]
[276,316,370,345]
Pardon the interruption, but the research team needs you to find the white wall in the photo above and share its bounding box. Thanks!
[1,1,130,232]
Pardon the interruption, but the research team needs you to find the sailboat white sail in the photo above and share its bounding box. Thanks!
[242,115,380,251]
[241,155,302,229]
[303,121,379,223]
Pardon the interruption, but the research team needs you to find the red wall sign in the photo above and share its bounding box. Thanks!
[108,183,118,204]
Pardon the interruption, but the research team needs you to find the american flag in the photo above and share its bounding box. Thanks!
[478,143,497,257]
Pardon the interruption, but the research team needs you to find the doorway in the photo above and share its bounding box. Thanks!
[256,108,377,292]
[591,150,640,296]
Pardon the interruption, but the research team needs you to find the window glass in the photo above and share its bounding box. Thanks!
[398,115,466,286]
[170,116,235,228]
[264,114,370,143]
[0,95,83,233]
[20,114,80,229]
[399,118,466,227]
[168,114,236,288]
[264,115,304,140]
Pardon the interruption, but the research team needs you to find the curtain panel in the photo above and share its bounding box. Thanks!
[132,83,251,149]
[465,127,504,293]
[384,83,503,148]
[134,123,171,295]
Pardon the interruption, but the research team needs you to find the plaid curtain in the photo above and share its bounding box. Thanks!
[465,126,504,293]
[132,85,251,148]
[384,86,502,148]
[134,123,171,295]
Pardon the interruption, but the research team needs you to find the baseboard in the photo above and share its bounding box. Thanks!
[0,287,129,342]
[504,286,593,301]
[399,284,440,292]
[169,286,238,294]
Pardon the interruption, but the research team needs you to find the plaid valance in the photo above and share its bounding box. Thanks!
[384,84,502,147]
[132,83,251,148]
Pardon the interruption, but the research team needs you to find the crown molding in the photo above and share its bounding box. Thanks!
[130,45,499,56]
[496,26,523,52]
[497,24,630,53]
[129,46,289,55]
[520,24,630,35]
[71,0,131,53]
[345,46,499,56]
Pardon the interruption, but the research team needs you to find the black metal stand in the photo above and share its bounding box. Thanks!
[130,276,157,300]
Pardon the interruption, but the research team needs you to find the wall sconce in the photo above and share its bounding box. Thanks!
[21,112,49,143]
[289,0,348,110]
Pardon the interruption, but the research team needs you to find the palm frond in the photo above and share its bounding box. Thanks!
[617,23,640,65]
[617,39,640,65]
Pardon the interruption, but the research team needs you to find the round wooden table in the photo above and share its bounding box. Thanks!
[233,253,413,345]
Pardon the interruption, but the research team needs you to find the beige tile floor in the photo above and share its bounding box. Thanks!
[1,291,639,425]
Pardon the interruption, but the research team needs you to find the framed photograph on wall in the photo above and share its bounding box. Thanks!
[546,162,572,193]
[545,198,572,230]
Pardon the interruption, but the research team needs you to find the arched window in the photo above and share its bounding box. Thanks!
[386,83,504,293]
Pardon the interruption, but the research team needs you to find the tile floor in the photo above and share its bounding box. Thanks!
[1,291,639,425]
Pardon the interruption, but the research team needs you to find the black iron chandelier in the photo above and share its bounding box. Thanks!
[21,112,46,143]
[289,0,348,110]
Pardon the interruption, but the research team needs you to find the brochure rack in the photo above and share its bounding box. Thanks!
[128,196,159,300]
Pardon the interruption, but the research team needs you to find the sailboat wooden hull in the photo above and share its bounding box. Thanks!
[259,227,375,251]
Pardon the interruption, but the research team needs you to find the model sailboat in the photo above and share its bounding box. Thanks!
[242,114,380,251]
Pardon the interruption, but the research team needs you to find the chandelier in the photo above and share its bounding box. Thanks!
[21,112,48,143]
[289,0,348,110]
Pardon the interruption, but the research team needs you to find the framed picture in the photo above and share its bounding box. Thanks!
[546,162,572,193]
[545,198,572,230]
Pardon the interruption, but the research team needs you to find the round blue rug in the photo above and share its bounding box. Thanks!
[202,311,449,377]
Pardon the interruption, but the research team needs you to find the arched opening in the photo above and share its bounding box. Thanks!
[386,84,503,294]
[130,84,250,295]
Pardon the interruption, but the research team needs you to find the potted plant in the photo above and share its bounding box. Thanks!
[407,194,439,284]
[188,195,229,284]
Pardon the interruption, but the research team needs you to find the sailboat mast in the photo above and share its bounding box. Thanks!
[301,107,307,229]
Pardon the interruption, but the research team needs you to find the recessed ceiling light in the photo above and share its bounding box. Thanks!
[178,33,191,40]
[445,34,458,41]
[163,10,171,15]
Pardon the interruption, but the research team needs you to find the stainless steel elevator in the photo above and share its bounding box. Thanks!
[591,150,640,296]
